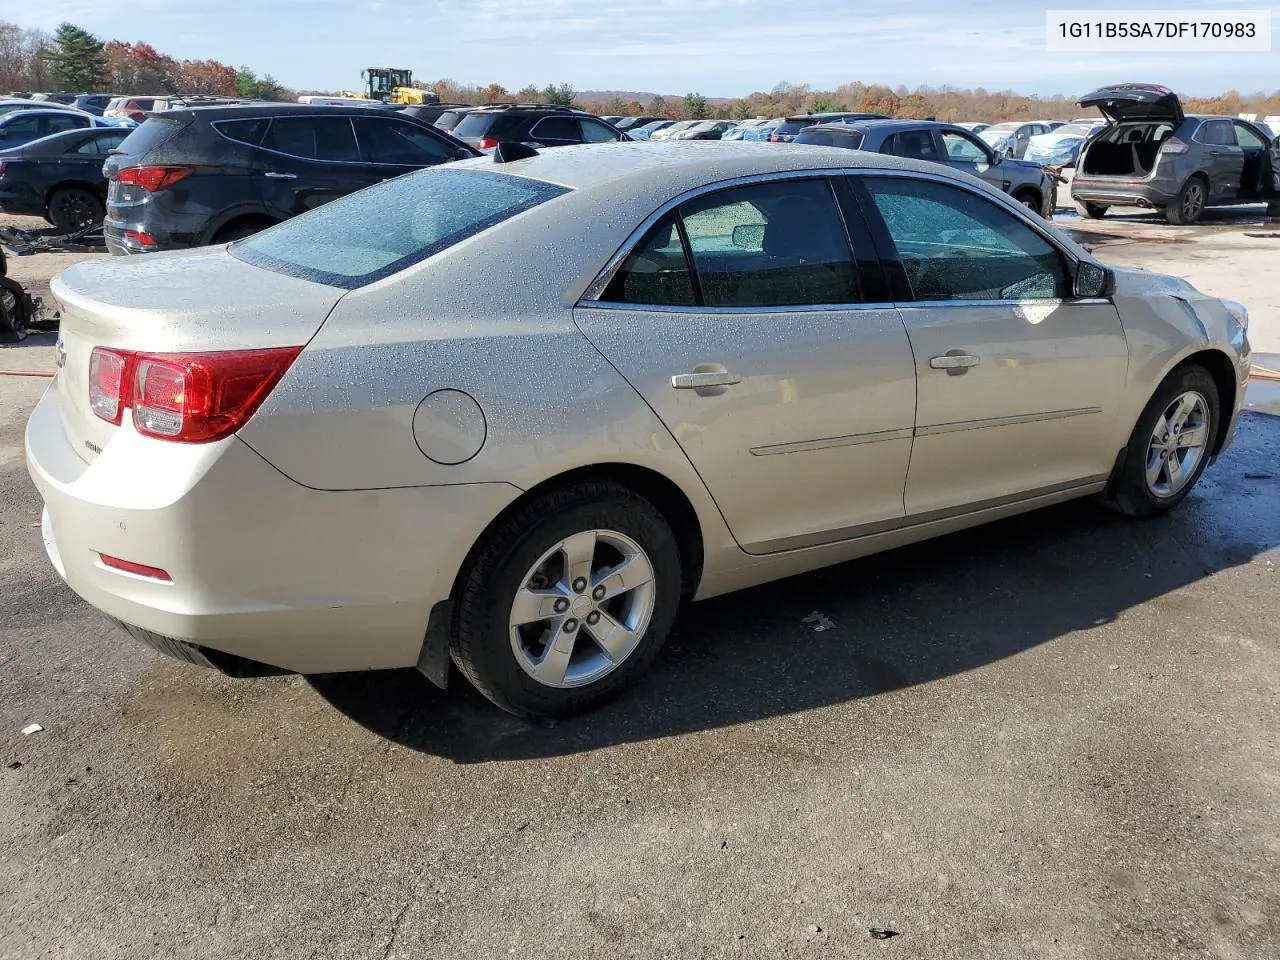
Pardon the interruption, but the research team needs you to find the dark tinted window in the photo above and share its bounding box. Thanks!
[115,118,183,158]
[889,129,942,162]
[131,99,156,110]
[679,179,861,307]
[794,128,862,148]
[774,117,820,137]
[232,168,568,289]
[452,113,523,138]
[2,116,39,133]
[602,214,695,306]
[44,115,86,134]
[434,110,471,130]
[261,117,359,161]
[1196,119,1235,146]
[353,117,456,164]
[214,118,270,147]
[529,116,580,143]
[863,176,1069,301]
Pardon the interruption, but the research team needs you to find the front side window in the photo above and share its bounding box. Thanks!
[862,176,1070,301]
[231,168,568,289]
[1233,122,1266,149]
[1196,120,1235,146]
[941,131,987,161]
[353,117,455,164]
[580,119,621,143]
[75,132,126,154]
[261,117,359,161]
[45,116,84,134]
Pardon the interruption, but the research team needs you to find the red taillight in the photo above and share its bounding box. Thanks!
[88,346,302,443]
[99,553,172,582]
[124,229,157,248]
[117,166,192,192]
[768,134,780,142]
[476,136,499,150]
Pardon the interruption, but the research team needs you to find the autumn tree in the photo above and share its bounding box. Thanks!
[480,82,509,103]
[45,22,105,91]
[730,99,752,120]
[648,94,668,117]
[516,84,540,102]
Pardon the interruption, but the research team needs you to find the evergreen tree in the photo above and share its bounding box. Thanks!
[45,22,105,91]
[683,92,709,120]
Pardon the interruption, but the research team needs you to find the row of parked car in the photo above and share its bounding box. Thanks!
[0,84,1277,247]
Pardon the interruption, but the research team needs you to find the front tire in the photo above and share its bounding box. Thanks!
[451,481,682,718]
[1107,366,1219,518]
[1013,189,1041,214]
[1165,176,1207,225]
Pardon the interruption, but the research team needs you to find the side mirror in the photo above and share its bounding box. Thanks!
[731,223,764,250]
[1074,261,1114,299]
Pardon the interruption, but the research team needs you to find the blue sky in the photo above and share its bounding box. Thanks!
[19,0,1279,96]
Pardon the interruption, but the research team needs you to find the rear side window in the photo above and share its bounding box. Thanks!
[795,128,861,148]
[115,118,183,158]
[602,215,696,306]
[889,130,942,162]
[231,168,569,289]
[530,116,580,143]
[261,117,359,161]
[214,118,270,147]
[353,117,458,164]
[434,110,469,130]
[452,114,521,139]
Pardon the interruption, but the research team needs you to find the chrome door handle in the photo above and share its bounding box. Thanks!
[930,354,980,369]
[671,372,741,389]
[264,171,297,180]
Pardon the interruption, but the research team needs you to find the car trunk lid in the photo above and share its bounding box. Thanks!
[1078,84,1184,124]
[49,245,344,464]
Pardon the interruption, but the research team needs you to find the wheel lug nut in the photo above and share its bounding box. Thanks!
[563,618,578,633]
[572,578,587,593]
[553,598,569,614]
[587,612,601,625]
[592,586,606,601]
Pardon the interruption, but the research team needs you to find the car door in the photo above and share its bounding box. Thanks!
[574,176,918,554]
[66,130,128,186]
[351,115,470,178]
[1231,120,1275,199]
[256,115,372,214]
[936,129,1009,192]
[1195,119,1244,201]
[854,173,1129,516]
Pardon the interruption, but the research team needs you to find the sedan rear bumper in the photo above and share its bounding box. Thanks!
[25,383,521,673]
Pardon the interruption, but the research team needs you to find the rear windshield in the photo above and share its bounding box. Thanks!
[231,167,569,289]
[795,127,862,148]
[113,117,183,157]
[775,117,825,136]
[452,113,523,138]
[434,110,470,129]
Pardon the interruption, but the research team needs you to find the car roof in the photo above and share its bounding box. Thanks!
[447,140,973,196]
[811,119,952,133]
[0,108,91,120]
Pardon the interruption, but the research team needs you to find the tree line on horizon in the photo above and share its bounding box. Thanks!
[3,20,1277,124]
[0,20,289,101]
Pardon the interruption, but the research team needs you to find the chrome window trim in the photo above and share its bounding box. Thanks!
[529,116,581,144]
[580,300,899,315]
[578,166,1087,307]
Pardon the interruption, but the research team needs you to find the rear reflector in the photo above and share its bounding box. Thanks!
[117,166,192,192]
[99,554,172,582]
[124,229,157,248]
[88,345,302,442]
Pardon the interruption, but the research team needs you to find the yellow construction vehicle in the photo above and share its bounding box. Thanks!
[341,68,440,106]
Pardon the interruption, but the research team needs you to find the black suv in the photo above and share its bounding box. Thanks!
[102,104,479,255]
[450,104,630,150]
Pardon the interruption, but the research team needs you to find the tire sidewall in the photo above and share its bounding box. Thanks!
[1115,366,1220,516]
[455,489,682,717]
[48,188,103,232]
[1167,177,1207,225]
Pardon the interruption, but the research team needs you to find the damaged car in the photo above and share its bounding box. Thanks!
[1070,83,1280,224]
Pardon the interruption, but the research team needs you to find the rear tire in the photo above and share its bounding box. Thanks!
[1076,201,1109,220]
[47,187,104,233]
[450,481,682,718]
[1164,176,1207,225]
[212,219,273,244]
[1106,366,1219,518]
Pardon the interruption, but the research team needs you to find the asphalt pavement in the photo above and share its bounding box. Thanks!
[2,213,1279,959]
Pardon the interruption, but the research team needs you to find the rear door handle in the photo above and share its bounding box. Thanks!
[671,371,741,389]
[930,354,980,370]
[264,171,297,180]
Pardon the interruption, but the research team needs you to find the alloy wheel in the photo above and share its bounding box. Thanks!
[1145,391,1210,498]
[1181,182,1205,221]
[509,528,656,688]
